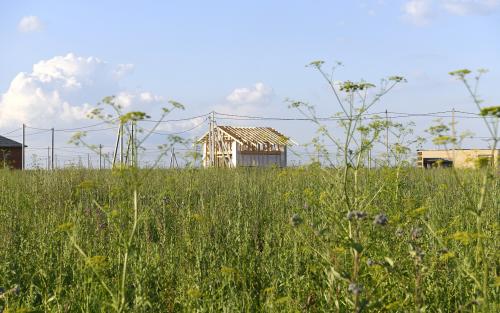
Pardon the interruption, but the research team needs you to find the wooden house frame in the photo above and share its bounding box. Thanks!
[198,126,293,167]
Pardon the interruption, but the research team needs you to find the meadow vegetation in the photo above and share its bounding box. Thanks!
[0,167,498,312]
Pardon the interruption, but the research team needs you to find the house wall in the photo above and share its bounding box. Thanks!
[417,149,499,168]
[231,141,238,167]
[202,141,288,168]
[202,143,207,167]
[0,147,22,169]
[235,149,286,167]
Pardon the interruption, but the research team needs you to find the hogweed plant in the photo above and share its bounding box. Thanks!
[70,95,186,169]
[65,96,186,312]
[424,69,499,312]
[289,60,408,311]
[448,69,499,312]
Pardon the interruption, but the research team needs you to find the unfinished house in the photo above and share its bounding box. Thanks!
[198,126,292,167]
[417,149,499,169]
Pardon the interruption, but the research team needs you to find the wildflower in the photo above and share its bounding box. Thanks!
[395,227,404,237]
[346,211,367,220]
[438,247,449,255]
[348,283,363,296]
[57,222,75,232]
[162,196,170,205]
[373,213,388,226]
[411,227,423,240]
[187,288,202,299]
[290,214,303,227]
[366,259,375,266]
[410,245,425,263]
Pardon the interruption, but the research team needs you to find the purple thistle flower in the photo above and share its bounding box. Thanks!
[373,213,388,226]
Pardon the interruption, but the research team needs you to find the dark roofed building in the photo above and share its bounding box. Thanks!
[0,135,24,169]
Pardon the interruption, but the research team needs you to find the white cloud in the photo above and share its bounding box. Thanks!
[403,0,500,25]
[442,0,500,15]
[226,82,273,104]
[18,16,43,32]
[212,82,274,117]
[0,53,162,128]
[403,0,434,26]
[114,63,135,78]
[114,91,165,108]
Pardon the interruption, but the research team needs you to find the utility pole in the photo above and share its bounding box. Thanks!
[451,108,456,167]
[112,124,121,168]
[120,123,124,167]
[209,111,215,167]
[22,124,25,170]
[131,121,135,167]
[170,147,178,168]
[51,127,55,170]
[368,149,371,170]
[385,109,389,166]
[88,154,91,169]
[99,144,102,170]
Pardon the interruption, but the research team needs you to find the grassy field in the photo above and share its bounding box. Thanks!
[0,167,498,312]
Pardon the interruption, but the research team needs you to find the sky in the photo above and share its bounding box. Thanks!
[0,0,499,166]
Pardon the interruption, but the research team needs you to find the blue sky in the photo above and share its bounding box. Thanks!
[0,0,499,166]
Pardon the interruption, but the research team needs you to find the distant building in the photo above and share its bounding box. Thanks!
[0,135,24,169]
[198,126,293,168]
[417,149,499,169]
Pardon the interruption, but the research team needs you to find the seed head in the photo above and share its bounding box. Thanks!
[411,227,423,240]
[162,196,170,205]
[373,213,388,226]
[410,245,425,263]
[290,214,303,227]
[438,247,449,255]
[348,283,363,295]
[346,211,367,220]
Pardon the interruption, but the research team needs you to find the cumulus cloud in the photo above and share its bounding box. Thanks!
[212,82,274,117]
[114,63,135,78]
[403,0,499,25]
[114,91,165,108]
[442,0,500,15]
[403,0,434,26]
[0,53,162,128]
[226,82,273,104]
[18,16,43,32]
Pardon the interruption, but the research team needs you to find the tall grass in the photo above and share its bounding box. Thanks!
[0,167,498,312]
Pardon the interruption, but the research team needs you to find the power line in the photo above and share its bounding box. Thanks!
[142,117,208,135]
[1,109,488,135]
[0,127,22,136]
